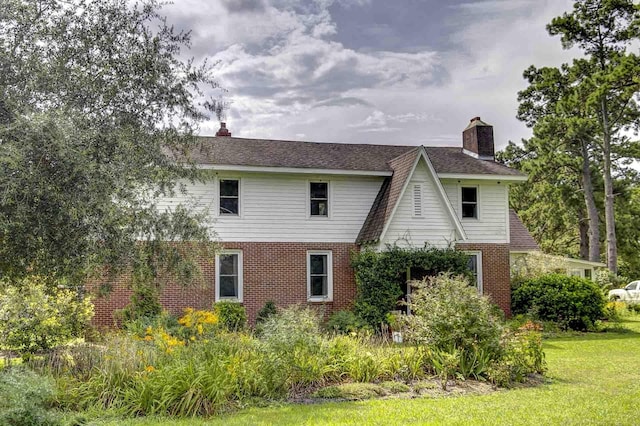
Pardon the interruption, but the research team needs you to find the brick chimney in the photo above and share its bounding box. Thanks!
[462,116,494,160]
[216,122,231,137]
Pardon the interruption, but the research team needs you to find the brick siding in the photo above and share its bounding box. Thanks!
[91,242,358,327]
[91,241,511,327]
[455,242,511,317]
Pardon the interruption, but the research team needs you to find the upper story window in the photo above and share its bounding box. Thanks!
[216,250,243,301]
[220,179,239,216]
[307,250,333,301]
[461,186,478,219]
[310,182,329,217]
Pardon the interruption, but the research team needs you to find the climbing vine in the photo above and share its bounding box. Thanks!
[352,245,472,327]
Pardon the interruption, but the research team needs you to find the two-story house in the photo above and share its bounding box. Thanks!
[92,117,526,326]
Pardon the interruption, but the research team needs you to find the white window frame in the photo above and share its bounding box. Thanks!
[308,180,330,219]
[464,250,483,294]
[460,185,480,220]
[218,177,241,217]
[215,250,243,302]
[412,183,424,218]
[307,250,333,302]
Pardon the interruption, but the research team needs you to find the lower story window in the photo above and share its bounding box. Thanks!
[307,250,333,301]
[216,250,243,301]
[465,251,483,294]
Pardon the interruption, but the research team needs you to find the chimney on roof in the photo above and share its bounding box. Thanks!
[462,116,494,160]
[216,122,231,137]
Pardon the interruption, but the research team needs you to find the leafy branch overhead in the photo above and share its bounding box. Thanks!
[0,0,222,287]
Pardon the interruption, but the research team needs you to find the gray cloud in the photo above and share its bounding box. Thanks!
[222,0,265,13]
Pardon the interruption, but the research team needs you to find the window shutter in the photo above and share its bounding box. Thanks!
[413,184,422,217]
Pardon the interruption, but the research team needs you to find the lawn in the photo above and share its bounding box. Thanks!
[92,316,640,426]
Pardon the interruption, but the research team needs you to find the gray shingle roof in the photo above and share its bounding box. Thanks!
[185,136,525,177]
[509,210,540,251]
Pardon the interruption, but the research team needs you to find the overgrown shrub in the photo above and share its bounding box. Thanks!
[401,274,503,355]
[213,301,247,331]
[400,273,544,389]
[116,285,163,324]
[352,246,472,327]
[0,367,58,425]
[512,273,606,331]
[256,301,278,324]
[0,276,94,355]
[325,310,370,334]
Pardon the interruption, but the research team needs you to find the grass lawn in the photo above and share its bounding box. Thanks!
[92,317,640,425]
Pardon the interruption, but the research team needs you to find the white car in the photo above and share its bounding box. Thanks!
[609,281,640,303]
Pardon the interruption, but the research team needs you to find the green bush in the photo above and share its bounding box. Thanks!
[117,285,163,324]
[0,367,58,425]
[512,273,606,331]
[0,276,94,355]
[325,310,370,334]
[213,301,247,331]
[255,301,278,324]
[352,246,472,328]
[400,273,545,388]
[401,273,503,355]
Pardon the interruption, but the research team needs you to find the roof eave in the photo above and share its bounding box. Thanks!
[438,173,528,182]
[197,164,393,176]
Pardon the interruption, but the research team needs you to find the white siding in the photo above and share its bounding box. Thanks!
[379,159,456,249]
[157,173,383,243]
[442,180,509,243]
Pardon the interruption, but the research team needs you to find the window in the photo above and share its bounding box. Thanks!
[584,269,592,280]
[307,251,333,301]
[216,251,243,301]
[461,186,478,218]
[219,179,239,215]
[626,282,638,291]
[412,184,423,217]
[465,251,483,293]
[310,182,328,217]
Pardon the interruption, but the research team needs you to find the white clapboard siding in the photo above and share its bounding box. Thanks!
[380,158,457,249]
[157,173,384,243]
[442,180,509,243]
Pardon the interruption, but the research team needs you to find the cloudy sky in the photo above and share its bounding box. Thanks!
[164,0,579,150]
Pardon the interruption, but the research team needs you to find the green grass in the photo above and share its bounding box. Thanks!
[87,316,640,425]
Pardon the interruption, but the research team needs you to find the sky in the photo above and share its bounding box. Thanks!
[163,0,579,150]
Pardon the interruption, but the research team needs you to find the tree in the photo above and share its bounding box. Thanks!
[546,0,640,272]
[515,64,603,261]
[0,1,221,290]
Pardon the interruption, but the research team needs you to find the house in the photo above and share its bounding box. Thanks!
[509,210,606,280]
[92,117,527,326]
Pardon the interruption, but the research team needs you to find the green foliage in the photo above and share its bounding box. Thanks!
[255,301,278,324]
[400,274,545,388]
[401,274,503,355]
[213,302,247,332]
[352,246,472,327]
[512,273,606,331]
[0,0,220,289]
[118,286,163,324]
[325,310,370,334]
[0,276,94,355]
[0,367,59,426]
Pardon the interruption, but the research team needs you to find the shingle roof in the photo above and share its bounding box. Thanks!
[184,136,525,176]
[356,148,419,244]
[509,210,540,251]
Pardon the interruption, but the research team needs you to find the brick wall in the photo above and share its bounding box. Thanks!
[91,241,511,327]
[455,242,511,317]
[91,242,358,327]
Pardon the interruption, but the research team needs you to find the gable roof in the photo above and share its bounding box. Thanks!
[357,147,467,245]
[183,136,525,177]
[509,210,540,251]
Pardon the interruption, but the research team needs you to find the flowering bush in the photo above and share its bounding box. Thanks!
[178,308,219,340]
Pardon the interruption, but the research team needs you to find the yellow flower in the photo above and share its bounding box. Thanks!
[145,365,155,373]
